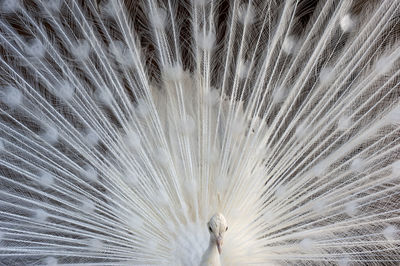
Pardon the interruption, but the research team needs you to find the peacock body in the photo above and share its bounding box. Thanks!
[0,0,399,265]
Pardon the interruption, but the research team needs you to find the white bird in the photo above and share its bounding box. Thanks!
[200,213,228,266]
[0,0,399,265]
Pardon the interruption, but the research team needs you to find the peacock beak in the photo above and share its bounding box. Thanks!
[216,236,223,254]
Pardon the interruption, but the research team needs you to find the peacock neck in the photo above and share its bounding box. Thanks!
[200,238,221,266]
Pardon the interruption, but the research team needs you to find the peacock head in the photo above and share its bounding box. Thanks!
[207,213,228,254]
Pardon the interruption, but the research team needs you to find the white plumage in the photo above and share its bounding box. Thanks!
[0,0,399,265]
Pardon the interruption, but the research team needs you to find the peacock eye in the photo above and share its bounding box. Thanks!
[226,226,228,231]
[208,226,212,232]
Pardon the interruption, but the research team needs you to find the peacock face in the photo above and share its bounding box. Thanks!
[207,213,228,254]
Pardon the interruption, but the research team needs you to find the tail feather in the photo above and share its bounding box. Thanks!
[0,0,399,265]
